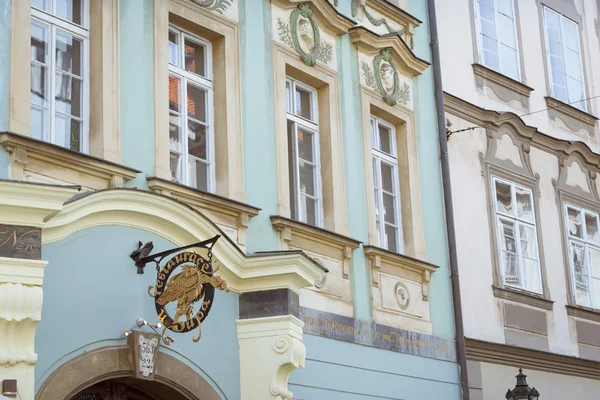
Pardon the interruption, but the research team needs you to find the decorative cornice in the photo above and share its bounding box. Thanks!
[545,96,598,129]
[492,285,554,311]
[0,131,140,188]
[0,257,47,286]
[271,0,355,35]
[465,337,600,380]
[365,0,421,28]
[349,26,429,76]
[566,305,600,323]
[472,64,533,98]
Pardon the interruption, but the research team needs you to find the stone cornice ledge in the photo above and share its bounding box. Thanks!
[566,305,600,323]
[472,64,533,98]
[366,0,422,28]
[492,285,554,311]
[545,96,598,128]
[0,131,140,188]
[349,26,429,76]
[0,257,48,286]
[271,0,355,35]
[0,179,80,226]
[465,337,600,380]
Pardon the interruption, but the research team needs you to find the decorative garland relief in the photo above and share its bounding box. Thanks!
[188,0,232,15]
[362,48,411,107]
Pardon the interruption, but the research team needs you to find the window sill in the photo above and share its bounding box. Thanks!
[0,131,140,190]
[492,285,554,311]
[146,177,260,248]
[472,64,533,109]
[544,97,598,134]
[270,215,361,279]
[566,305,600,323]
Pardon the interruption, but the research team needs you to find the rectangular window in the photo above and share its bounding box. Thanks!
[475,0,520,81]
[31,0,89,152]
[371,116,402,253]
[492,177,542,293]
[168,25,214,192]
[286,78,323,227]
[543,7,586,111]
[565,205,600,309]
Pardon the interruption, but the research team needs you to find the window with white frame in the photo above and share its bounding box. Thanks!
[492,177,542,293]
[543,7,586,111]
[475,0,520,81]
[371,116,402,253]
[30,0,89,152]
[565,205,600,309]
[286,78,323,227]
[168,25,214,192]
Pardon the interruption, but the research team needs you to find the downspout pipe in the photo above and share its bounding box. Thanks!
[426,0,470,399]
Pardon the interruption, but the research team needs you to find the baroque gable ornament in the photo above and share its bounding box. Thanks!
[372,48,410,106]
[187,0,233,15]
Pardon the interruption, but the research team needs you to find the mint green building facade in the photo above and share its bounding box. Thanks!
[0,0,460,399]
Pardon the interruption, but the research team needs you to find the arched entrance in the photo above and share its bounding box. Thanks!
[70,378,187,400]
[36,346,222,400]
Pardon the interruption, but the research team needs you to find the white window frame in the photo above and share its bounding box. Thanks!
[371,116,403,253]
[564,204,600,310]
[31,1,90,153]
[473,0,521,81]
[542,6,587,111]
[168,24,215,192]
[492,176,542,293]
[286,77,323,228]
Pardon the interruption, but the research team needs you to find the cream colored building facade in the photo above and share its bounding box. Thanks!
[436,0,600,398]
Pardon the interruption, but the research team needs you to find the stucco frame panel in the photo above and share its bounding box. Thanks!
[272,43,349,235]
[480,125,552,302]
[153,0,245,201]
[360,87,426,260]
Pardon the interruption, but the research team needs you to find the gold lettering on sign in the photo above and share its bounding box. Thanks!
[0,230,39,251]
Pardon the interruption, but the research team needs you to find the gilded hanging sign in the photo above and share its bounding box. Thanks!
[133,235,228,344]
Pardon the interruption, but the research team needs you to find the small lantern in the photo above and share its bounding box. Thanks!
[505,369,540,400]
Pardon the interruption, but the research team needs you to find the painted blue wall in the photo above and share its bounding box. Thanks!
[36,226,239,400]
[289,335,460,399]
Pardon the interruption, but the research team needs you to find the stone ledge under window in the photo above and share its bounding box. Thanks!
[147,177,260,247]
[270,216,361,279]
[472,64,533,109]
[566,305,600,323]
[0,131,139,190]
[492,285,554,311]
[545,97,598,135]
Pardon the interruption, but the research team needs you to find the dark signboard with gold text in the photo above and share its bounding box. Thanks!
[0,224,41,260]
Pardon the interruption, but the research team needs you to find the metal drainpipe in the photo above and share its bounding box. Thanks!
[426,0,470,399]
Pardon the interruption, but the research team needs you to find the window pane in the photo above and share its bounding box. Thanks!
[383,193,396,224]
[553,84,568,103]
[497,0,513,17]
[56,0,84,25]
[55,113,82,151]
[593,278,600,309]
[571,241,590,306]
[519,224,538,261]
[544,9,561,42]
[548,39,563,59]
[55,73,83,118]
[31,0,50,12]
[188,158,208,191]
[376,220,382,247]
[286,81,292,113]
[515,186,533,222]
[589,247,600,280]
[565,49,582,81]
[374,188,380,221]
[184,38,206,77]
[168,31,179,66]
[378,124,392,154]
[56,31,83,76]
[300,195,317,226]
[187,84,206,122]
[482,36,499,70]
[31,64,48,106]
[298,127,314,162]
[495,180,513,215]
[499,219,519,285]
[169,113,182,152]
[385,224,398,253]
[479,4,495,32]
[31,21,48,64]
[500,45,519,80]
[567,207,583,238]
[299,160,315,196]
[372,158,379,189]
[169,75,181,112]
[31,105,46,140]
[568,78,585,111]
[550,55,565,74]
[170,152,182,183]
[295,87,313,121]
[381,163,394,193]
[586,213,600,245]
[563,18,579,51]
[497,14,516,48]
[552,70,566,87]
[187,120,207,160]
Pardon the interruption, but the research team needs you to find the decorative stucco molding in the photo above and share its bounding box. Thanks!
[472,63,533,109]
[567,305,600,324]
[272,0,354,35]
[545,97,598,137]
[187,0,233,15]
[237,315,305,400]
[492,286,554,311]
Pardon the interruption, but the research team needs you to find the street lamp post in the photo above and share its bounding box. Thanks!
[505,368,540,400]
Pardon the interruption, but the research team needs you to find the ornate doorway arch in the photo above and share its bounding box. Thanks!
[36,346,221,400]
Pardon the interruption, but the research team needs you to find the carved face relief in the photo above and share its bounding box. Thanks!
[380,62,395,95]
[298,18,315,54]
